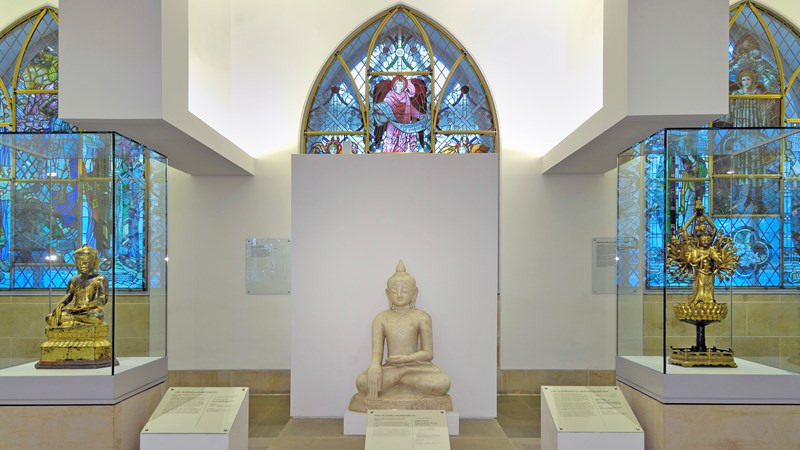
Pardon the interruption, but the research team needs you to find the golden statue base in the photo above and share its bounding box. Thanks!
[36,324,116,369]
[669,301,735,368]
[674,301,727,322]
[669,347,737,368]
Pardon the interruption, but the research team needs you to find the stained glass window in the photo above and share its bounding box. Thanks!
[0,8,151,289]
[303,6,496,154]
[636,2,800,289]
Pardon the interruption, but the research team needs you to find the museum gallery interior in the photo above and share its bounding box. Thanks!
[0,1,799,449]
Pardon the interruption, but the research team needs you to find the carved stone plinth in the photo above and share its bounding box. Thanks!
[348,385,453,412]
[36,324,115,369]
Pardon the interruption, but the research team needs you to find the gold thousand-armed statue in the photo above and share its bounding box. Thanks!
[36,245,115,368]
[666,200,740,368]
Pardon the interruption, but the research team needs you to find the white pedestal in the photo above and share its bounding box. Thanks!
[0,357,167,405]
[140,387,249,450]
[540,386,643,450]
[344,409,459,435]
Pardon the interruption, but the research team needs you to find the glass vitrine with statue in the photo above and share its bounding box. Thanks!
[0,132,167,404]
[617,128,800,403]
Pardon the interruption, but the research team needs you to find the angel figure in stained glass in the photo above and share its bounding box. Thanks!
[372,76,429,152]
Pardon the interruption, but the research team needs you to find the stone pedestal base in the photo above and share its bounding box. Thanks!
[0,383,167,450]
[37,325,113,369]
[348,385,453,412]
[618,381,800,449]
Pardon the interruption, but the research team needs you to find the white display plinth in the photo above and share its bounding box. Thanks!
[344,409,459,436]
[541,386,643,450]
[617,355,800,404]
[141,387,249,450]
[291,156,498,419]
[364,410,451,450]
[0,356,167,405]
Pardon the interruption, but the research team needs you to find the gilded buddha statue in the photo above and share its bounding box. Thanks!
[348,260,452,412]
[37,245,114,368]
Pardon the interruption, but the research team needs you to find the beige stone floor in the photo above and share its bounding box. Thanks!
[248,394,541,449]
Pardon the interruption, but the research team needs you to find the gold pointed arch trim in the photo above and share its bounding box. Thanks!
[302,5,497,154]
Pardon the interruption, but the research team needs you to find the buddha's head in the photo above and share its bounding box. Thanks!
[386,260,418,310]
[73,245,99,275]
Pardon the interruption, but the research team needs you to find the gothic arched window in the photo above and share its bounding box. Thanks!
[0,7,73,133]
[302,6,497,154]
[637,2,800,289]
[0,8,151,289]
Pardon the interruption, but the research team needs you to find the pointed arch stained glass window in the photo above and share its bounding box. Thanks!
[636,2,800,289]
[0,8,151,289]
[303,6,497,154]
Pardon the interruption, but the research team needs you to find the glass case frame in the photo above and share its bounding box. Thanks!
[617,128,800,404]
[0,132,167,404]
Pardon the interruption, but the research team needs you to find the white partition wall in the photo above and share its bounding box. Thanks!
[291,154,498,418]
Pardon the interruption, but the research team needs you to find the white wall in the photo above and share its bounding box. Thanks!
[166,0,616,371]
[167,153,292,369]
[59,0,162,119]
[0,1,57,29]
[291,155,498,418]
[500,155,618,369]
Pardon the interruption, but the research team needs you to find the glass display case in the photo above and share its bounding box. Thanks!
[0,132,167,403]
[617,128,800,403]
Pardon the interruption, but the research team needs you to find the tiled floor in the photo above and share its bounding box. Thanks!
[248,394,541,449]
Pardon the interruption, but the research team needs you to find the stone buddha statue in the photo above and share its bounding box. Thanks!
[348,260,452,412]
[37,245,114,368]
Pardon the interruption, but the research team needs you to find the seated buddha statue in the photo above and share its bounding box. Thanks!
[348,260,452,412]
[46,245,108,327]
[37,245,113,368]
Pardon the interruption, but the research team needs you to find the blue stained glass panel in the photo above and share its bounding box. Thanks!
[436,62,493,132]
[0,90,10,126]
[369,11,431,73]
[306,6,495,155]
[433,134,493,154]
[307,59,363,133]
[82,180,112,257]
[12,182,51,265]
[637,4,800,291]
[305,134,365,155]
[0,180,9,288]
[419,20,462,70]
[0,9,156,290]
[15,93,75,132]
[645,151,667,287]
[784,133,800,177]
[762,12,800,88]
[0,17,33,90]
[17,13,58,90]
[340,21,379,70]
[783,181,800,286]
[729,9,780,93]
[787,86,799,119]
[716,216,781,287]
[617,148,643,290]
